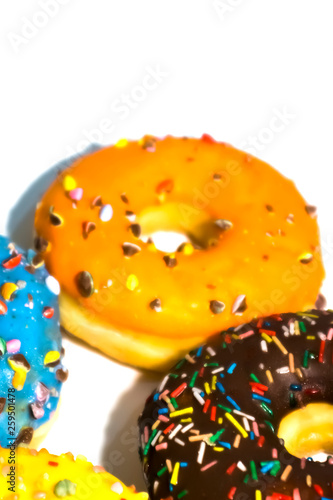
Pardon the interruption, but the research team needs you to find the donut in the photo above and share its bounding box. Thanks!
[138,310,333,500]
[34,135,324,370]
[0,446,148,499]
[0,235,67,448]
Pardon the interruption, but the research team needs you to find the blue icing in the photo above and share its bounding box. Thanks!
[0,235,67,447]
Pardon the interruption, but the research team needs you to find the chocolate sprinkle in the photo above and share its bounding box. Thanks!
[30,402,44,420]
[315,293,327,310]
[149,298,162,312]
[215,219,233,231]
[34,236,49,253]
[300,254,314,264]
[56,368,69,383]
[15,427,33,446]
[121,193,129,204]
[91,195,103,208]
[45,357,61,369]
[32,254,44,268]
[49,208,63,227]
[265,204,274,212]
[0,341,6,356]
[129,223,142,238]
[177,242,189,253]
[82,221,96,239]
[9,354,31,371]
[76,271,94,298]
[232,294,247,315]
[305,205,317,217]
[36,382,50,403]
[163,256,177,268]
[138,310,333,500]
[125,211,136,222]
[209,300,225,314]
[141,136,157,151]
[0,398,6,414]
[122,242,141,257]
[24,265,36,275]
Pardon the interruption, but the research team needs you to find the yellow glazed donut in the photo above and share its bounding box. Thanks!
[34,135,324,370]
[0,446,148,499]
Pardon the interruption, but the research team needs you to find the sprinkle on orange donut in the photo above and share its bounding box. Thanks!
[34,135,324,370]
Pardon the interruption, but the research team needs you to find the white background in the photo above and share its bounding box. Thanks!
[1,0,333,492]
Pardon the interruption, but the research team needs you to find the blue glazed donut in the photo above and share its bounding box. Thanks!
[0,235,67,447]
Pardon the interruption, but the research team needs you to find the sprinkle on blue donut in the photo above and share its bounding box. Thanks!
[0,235,67,447]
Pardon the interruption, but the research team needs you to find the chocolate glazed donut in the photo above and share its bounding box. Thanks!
[138,310,333,500]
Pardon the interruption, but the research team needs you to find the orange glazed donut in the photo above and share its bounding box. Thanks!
[34,135,324,370]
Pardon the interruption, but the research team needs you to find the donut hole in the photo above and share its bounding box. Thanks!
[140,231,189,253]
[278,403,333,461]
[137,202,227,253]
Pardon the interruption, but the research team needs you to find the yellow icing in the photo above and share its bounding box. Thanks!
[0,446,148,499]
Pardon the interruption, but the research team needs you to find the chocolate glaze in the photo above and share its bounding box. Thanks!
[138,310,333,500]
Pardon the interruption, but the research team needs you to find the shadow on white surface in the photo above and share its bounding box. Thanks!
[6,142,170,492]
[101,372,160,492]
[6,144,102,250]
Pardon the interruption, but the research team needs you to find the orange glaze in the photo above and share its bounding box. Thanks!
[34,135,324,347]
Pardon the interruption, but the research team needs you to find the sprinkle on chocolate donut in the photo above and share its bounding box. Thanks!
[139,310,333,500]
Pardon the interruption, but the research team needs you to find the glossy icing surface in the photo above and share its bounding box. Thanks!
[0,446,148,499]
[139,310,333,500]
[34,136,324,351]
[0,235,66,447]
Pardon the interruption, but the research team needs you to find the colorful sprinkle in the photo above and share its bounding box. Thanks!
[54,479,77,497]
[126,274,139,291]
[63,175,77,191]
[0,300,8,315]
[43,306,55,319]
[0,338,7,356]
[115,138,128,148]
[69,187,83,201]
[6,339,21,354]
[138,310,333,499]
[99,204,113,222]
[44,351,61,366]
[45,275,61,295]
[1,282,18,300]
[2,253,22,269]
